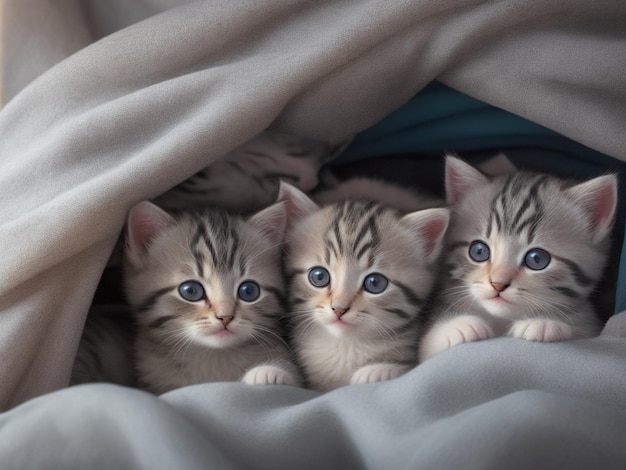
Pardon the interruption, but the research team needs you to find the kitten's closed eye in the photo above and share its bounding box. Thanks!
[153,130,344,213]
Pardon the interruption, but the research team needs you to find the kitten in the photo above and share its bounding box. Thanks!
[154,130,349,213]
[281,183,449,392]
[105,131,346,270]
[418,156,618,361]
[124,199,301,394]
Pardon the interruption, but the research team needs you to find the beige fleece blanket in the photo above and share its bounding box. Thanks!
[1,0,625,410]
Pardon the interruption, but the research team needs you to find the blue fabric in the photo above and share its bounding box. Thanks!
[338,82,617,164]
[337,81,626,314]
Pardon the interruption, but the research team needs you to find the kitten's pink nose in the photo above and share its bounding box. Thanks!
[490,281,509,292]
[332,306,349,317]
[217,315,234,326]
[214,300,235,326]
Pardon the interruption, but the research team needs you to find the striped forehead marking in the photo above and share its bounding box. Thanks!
[486,174,549,244]
[323,201,386,266]
[190,209,241,276]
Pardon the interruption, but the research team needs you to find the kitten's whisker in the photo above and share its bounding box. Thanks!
[249,332,275,358]
[359,315,399,343]
[520,291,578,321]
[497,286,576,324]
[444,292,477,316]
[164,327,195,361]
[252,324,289,348]
[294,314,321,336]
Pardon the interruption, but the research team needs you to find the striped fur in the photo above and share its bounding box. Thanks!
[153,130,347,213]
[419,156,618,361]
[282,184,449,392]
[124,201,301,394]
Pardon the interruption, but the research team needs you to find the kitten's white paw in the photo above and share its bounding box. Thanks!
[350,363,410,385]
[241,365,299,386]
[419,315,494,361]
[509,319,573,342]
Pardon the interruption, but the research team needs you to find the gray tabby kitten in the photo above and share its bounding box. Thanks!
[419,156,618,361]
[154,130,349,213]
[281,183,449,392]
[124,199,301,394]
[105,131,346,269]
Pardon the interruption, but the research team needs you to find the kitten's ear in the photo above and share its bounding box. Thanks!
[248,201,288,246]
[277,181,319,234]
[566,174,618,244]
[125,201,174,269]
[401,208,450,261]
[445,155,490,205]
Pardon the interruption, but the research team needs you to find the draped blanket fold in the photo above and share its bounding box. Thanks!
[1,1,625,466]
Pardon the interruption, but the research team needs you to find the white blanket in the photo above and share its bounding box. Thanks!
[1,1,626,466]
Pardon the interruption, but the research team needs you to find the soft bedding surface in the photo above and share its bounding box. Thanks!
[1,1,626,467]
[2,319,626,469]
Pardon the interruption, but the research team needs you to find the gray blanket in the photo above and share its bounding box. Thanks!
[2,317,626,468]
[1,1,626,467]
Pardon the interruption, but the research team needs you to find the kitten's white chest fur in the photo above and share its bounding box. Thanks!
[294,322,415,392]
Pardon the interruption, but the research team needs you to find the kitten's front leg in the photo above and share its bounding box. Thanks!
[350,362,411,385]
[241,363,301,387]
[509,318,573,342]
[418,314,494,361]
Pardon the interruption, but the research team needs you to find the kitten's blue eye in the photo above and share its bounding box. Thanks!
[363,273,388,294]
[524,248,551,271]
[308,267,330,288]
[469,241,490,262]
[238,280,261,302]
[178,280,205,302]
